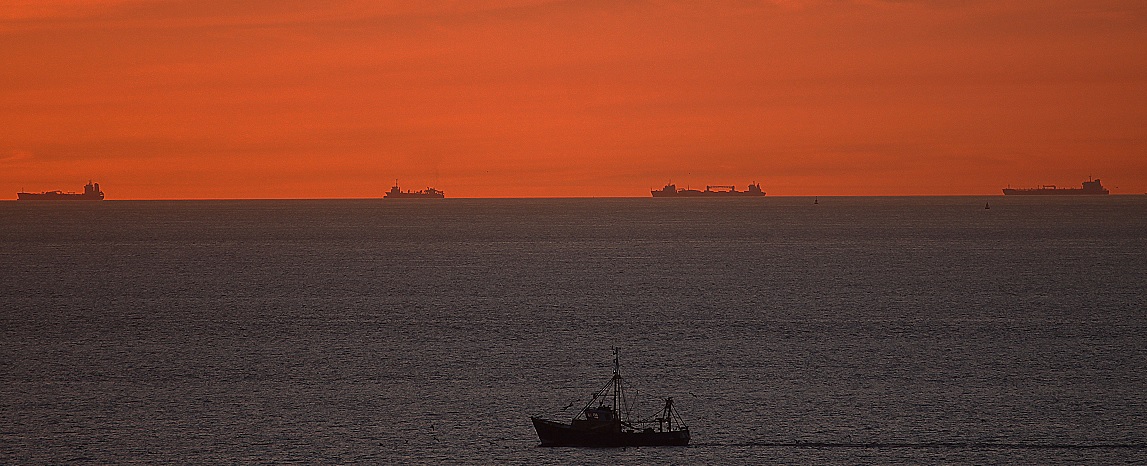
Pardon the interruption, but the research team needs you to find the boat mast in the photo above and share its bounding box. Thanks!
[612,346,633,423]
[612,347,620,416]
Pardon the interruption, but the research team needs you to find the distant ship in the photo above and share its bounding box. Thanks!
[384,181,444,199]
[531,348,690,447]
[17,181,104,201]
[1002,178,1109,196]
[652,182,765,197]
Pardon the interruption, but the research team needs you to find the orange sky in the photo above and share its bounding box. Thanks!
[2,1,1145,198]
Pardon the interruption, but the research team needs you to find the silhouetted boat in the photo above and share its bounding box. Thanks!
[652,182,765,197]
[384,181,444,199]
[17,181,104,201]
[531,348,690,447]
[1002,178,1109,195]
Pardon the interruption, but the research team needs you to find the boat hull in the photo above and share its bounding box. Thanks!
[531,417,689,447]
[1001,188,1107,195]
[651,191,764,197]
[17,192,103,200]
[383,193,444,199]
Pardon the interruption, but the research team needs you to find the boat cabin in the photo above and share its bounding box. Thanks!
[583,406,616,421]
[570,405,622,432]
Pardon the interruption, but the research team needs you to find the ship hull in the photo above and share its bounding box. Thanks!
[531,417,689,447]
[383,193,444,199]
[17,193,103,200]
[1001,189,1107,195]
[651,191,764,197]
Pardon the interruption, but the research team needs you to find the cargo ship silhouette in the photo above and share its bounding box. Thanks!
[17,181,104,200]
[384,181,444,199]
[1002,178,1109,195]
[652,182,765,197]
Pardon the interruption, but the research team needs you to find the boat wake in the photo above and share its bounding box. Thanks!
[690,441,1147,450]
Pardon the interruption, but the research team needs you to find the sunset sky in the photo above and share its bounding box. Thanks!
[2,0,1145,198]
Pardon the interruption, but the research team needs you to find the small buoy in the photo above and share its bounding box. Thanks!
[985,202,990,209]
[814,197,818,205]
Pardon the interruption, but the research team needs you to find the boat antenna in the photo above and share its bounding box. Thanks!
[613,347,620,376]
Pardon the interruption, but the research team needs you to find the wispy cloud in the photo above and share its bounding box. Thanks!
[0,0,571,31]
[0,148,33,164]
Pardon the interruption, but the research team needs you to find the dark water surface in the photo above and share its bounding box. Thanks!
[3,196,1146,463]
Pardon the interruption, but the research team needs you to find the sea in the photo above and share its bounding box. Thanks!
[2,196,1145,464]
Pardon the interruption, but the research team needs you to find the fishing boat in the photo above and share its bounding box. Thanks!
[531,348,690,447]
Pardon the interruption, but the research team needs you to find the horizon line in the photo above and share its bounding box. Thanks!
[9,194,1144,201]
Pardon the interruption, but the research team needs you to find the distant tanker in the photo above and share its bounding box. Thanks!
[17,181,104,200]
[1002,178,1109,195]
[384,181,444,199]
[652,183,765,197]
